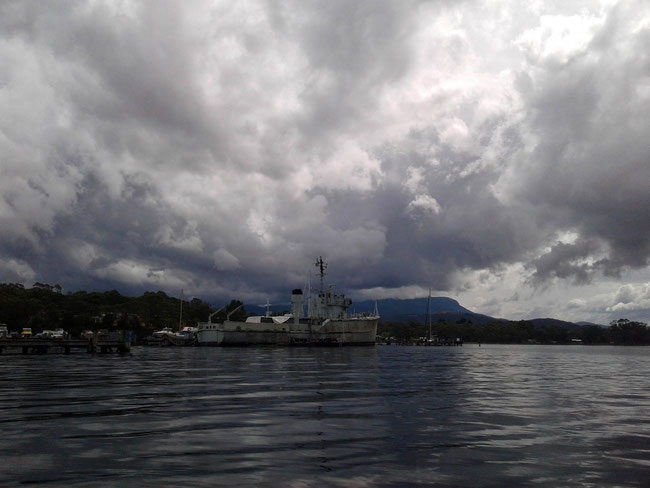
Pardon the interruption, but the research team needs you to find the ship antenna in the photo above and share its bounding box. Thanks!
[315,256,327,292]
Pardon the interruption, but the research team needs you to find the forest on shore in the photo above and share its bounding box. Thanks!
[378,317,650,345]
[0,282,244,339]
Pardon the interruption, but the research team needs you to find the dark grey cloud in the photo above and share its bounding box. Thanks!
[0,0,648,323]
[508,1,650,283]
[527,239,601,285]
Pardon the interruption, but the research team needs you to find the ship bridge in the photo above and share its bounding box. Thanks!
[312,291,352,319]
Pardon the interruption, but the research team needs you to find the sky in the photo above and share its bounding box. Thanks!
[1,0,649,325]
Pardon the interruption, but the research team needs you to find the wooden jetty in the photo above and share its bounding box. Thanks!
[0,331,130,355]
[376,335,464,346]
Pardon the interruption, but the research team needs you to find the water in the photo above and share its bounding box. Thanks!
[1,345,648,487]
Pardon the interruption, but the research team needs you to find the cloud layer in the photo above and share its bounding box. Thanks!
[1,0,648,323]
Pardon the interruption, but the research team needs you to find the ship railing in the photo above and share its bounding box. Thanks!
[350,312,379,318]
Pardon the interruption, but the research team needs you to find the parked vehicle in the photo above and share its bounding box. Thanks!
[21,328,33,338]
[51,328,67,339]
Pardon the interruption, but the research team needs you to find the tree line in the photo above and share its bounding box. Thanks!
[378,318,650,345]
[0,283,245,339]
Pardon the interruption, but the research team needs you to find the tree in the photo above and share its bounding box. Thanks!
[608,319,649,344]
[580,325,607,344]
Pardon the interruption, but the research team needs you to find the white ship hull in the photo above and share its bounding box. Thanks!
[196,317,378,346]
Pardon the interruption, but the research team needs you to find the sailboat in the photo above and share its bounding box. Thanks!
[150,291,197,346]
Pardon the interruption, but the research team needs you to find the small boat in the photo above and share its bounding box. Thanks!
[148,292,199,346]
[151,327,197,346]
[152,327,174,339]
[196,258,379,346]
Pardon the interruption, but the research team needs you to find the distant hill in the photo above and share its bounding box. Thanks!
[354,297,505,324]
[355,297,470,320]
[246,295,592,328]
[248,296,501,324]
[529,318,585,331]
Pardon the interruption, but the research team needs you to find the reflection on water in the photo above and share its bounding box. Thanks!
[1,345,648,486]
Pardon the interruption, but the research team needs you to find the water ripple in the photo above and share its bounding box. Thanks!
[0,345,648,486]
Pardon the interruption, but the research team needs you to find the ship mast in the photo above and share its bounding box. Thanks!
[315,256,327,293]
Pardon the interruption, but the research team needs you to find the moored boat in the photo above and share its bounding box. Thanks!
[151,327,197,346]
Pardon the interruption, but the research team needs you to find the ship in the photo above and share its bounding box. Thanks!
[195,258,379,346]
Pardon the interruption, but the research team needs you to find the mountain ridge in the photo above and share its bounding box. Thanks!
[249,296,594,326]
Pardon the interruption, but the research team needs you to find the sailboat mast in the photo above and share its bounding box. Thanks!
[179,289,183,332]
[427,287,432,340]
[307,270,312,317]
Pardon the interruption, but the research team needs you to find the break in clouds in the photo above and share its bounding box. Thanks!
[1,0,649,323]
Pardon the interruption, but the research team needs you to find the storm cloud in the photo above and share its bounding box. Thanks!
[1,0,648,323]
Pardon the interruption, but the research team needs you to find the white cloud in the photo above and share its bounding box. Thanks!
[567,298,587,309]
[407,195,441,216]
[607,282,650,312]
[357,285,440,301]
[309,140,383,192]
[155,222,204,253]
[92,259,186,290]
[0,259,37,284]
[516,14,605,63]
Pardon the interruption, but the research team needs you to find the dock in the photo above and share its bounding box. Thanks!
[0,332,131,355]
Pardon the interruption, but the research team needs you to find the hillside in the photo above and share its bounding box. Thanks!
[529,318,585,331]
[355,297,469,320]
[248,296,478,321]
[248,295,503,325]
[355,297,503,325]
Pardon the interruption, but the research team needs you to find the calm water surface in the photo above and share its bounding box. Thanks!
[0,345,648,487]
